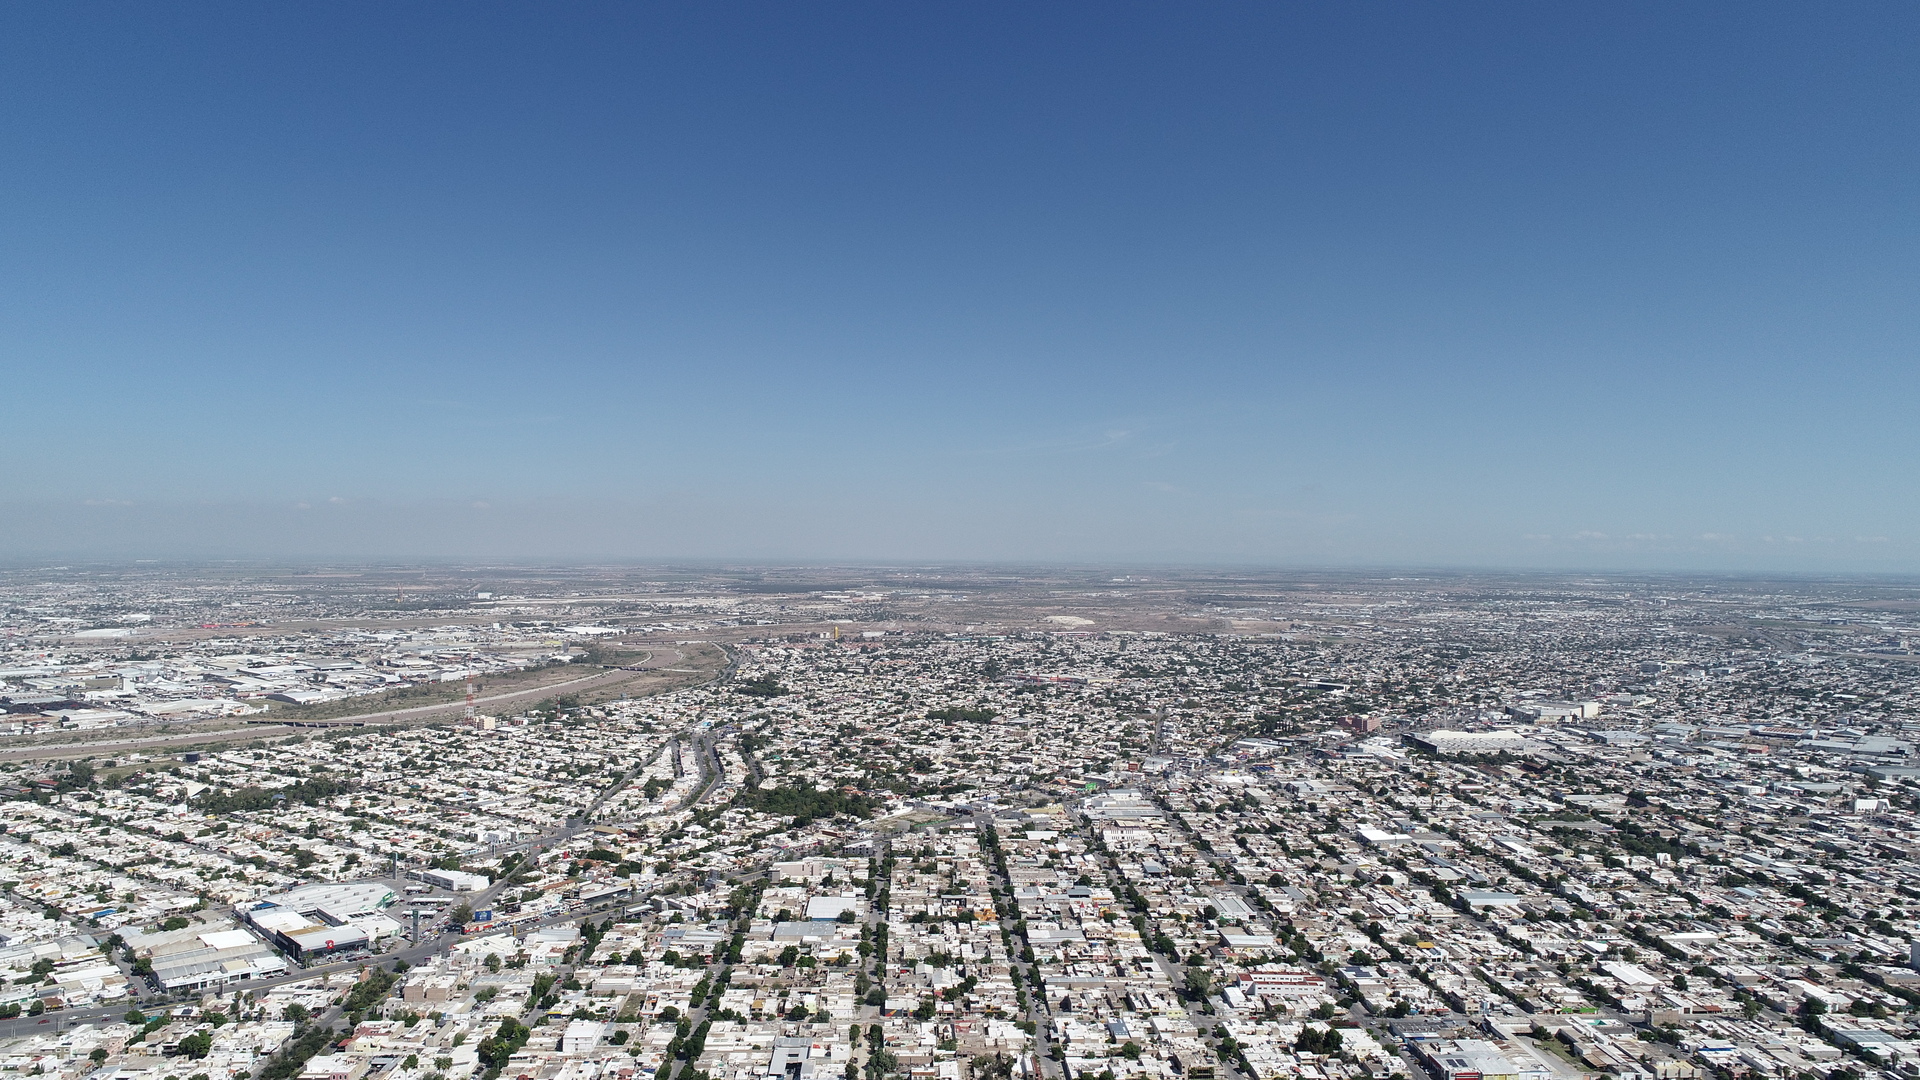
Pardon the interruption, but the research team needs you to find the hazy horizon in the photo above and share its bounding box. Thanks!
[4,502,1917,579]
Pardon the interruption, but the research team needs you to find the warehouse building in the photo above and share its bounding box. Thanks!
[241,882,401,961]
[148,927,289,991]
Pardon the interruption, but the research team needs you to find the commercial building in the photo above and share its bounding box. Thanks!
[419,869,490,892]
[242,882,401,961]
[802,894,860,921]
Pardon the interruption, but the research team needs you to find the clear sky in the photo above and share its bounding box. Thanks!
[3,3,1917,569]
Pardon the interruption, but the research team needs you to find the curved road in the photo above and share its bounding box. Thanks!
[0,713,739,1040]
[0,644,751,1042]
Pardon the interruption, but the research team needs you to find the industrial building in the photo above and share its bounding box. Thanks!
[1417,1039,1528,1080]
[1403,729,1542,756]
[142,926,289,991]
[241,882,401,961]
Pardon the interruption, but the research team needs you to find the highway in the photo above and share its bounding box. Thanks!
[0,647,720,764]
[264,660,677,727]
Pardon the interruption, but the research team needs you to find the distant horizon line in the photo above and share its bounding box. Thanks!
[2,556,1919,584]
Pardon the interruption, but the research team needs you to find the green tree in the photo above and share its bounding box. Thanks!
[1184,967,1211,1001]
[735,675,789,698]
[478,1018,531,1069]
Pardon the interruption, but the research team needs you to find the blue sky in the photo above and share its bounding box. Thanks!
[3,3,1917,568]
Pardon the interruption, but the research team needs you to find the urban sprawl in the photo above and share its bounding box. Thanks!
[0,567,1916,1080]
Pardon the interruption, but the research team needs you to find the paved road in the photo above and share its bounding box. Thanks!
[0,824,707,1041]
[258,658,678,727]
[0,649,720,764]
[0,929,456,1040]
[0,726,289,763]
[1067,790,1255,1080]
[0,662,750,1041]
